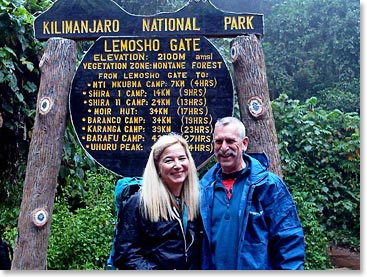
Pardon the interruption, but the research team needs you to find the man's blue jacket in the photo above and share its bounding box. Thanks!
[199,153,305,270]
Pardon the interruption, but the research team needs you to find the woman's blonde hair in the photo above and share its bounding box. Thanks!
[140,133,200,222]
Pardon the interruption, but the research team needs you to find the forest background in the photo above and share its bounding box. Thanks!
[0,0,360,270]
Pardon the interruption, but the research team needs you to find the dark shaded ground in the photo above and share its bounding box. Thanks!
[327,244,360,270]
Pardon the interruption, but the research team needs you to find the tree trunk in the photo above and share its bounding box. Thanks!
[11,38,77,270]
[230,34,283,178]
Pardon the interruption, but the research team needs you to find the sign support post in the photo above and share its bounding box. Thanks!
[231,34,283,177]
[11,38,77,270]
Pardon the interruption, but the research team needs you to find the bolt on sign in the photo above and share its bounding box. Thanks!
[34,0,264,176]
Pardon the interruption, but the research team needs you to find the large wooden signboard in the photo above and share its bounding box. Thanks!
[70,35,233,176]
[34,0,264,176]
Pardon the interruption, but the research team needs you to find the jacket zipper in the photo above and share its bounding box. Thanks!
[239,173,268,239]
[173,207,189,263]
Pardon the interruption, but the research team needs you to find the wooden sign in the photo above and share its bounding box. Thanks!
[34,0,263,176]
[34,0,264,41]
[70,35,234,176]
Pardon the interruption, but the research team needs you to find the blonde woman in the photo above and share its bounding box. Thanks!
[113,133,202,270]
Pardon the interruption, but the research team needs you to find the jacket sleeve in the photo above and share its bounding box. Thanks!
[113,194,158,270]
[264,174,305,270]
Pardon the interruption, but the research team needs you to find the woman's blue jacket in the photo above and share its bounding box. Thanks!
[199,153,305,270]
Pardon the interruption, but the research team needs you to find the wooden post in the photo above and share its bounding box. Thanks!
[11,38,77,270]
[230,34,283,178]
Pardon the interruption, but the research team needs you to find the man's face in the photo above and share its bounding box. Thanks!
[213,124,249,174]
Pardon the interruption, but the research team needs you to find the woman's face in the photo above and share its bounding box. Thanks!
[158,143,189,195]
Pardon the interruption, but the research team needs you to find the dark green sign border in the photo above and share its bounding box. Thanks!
[34,0,264,41]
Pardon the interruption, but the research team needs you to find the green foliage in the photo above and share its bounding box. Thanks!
[0,199,20,233]
[0,0,50,213]
[58,122,101,210]
[114,0,186,15]
[292,191,330,269]
[48,169,116,269]
[272,94,360,251]
[3,168,118,270]
[315,78,360,113]
[263,0,359,112]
